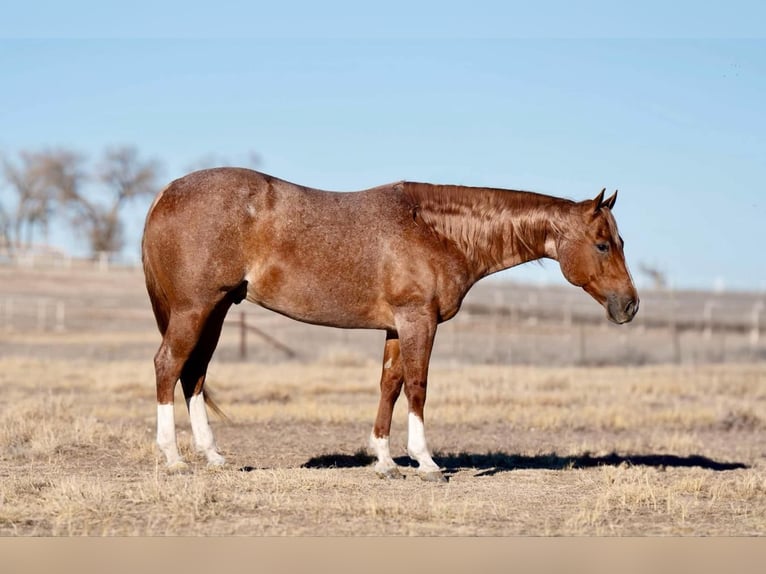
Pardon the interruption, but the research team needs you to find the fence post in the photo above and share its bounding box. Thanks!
[563,300,572,329]
[490,291,503,362]
[37,298,47,331]
[4,298,13,332]
[670,323,681,364]
[239,311,247,360]
[527,293,538,326]
[452,320,460,359]
[55,300,66,332]
[751,301,764,349]
[703,300,715,340]
[667,297,680,364]
[98,251,109,272]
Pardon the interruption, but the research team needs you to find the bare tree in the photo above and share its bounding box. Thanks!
[48,146,162,256]
[1,150,59,251]
[30,148,89,254]
[0,172,8,252]
[93,146,162,254]
[0,200,10,254]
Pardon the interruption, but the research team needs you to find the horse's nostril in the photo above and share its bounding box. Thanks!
[624,299,638,317]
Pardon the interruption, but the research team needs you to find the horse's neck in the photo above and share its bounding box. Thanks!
[403,182,570,279]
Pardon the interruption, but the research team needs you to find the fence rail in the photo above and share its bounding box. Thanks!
[1,260,764,366]
[234,311,298,359]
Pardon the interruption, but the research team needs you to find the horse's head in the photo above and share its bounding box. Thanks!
[556,189,639,324]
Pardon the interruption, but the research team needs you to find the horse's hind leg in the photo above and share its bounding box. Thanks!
[369,331,405,479]
[180,301,231,468]
[154,309,212,472]
[154,298,231,472]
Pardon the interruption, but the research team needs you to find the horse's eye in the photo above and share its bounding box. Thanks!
[596,243,609,253]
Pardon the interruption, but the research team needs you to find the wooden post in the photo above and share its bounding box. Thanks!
[239,311,247,360]
[4,298,13,332]
[563,301,572,329]
[750,302,763,349]
[578,324,586,365]
[671,323,681,364]
[55,300,66,332]
[489,291,503,362]
[37,299,47,331]
[668,298,680,364]
[98,251,109,272]
[449,321,460,365]
[703,300,714,340]
[527,293,538,326]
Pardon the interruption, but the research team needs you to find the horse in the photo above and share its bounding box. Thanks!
[141,168,639,481]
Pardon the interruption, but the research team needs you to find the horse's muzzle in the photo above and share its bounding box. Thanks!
[606,294,639,324]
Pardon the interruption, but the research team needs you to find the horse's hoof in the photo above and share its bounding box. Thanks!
[376,466,404,480]
[206,453,227,469]
[166,460,191,474]
[420,470,447,483]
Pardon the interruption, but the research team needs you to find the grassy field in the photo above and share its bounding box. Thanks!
[1,263,765,535]
[1,354,764,535]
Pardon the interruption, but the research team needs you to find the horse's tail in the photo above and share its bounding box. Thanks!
[204,387,231,422]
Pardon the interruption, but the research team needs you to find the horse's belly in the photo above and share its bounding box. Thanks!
[244,265,393,329]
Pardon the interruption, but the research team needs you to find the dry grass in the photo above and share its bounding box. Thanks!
[1,355,765,535]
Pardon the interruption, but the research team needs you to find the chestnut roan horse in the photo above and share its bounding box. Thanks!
[142,168,638,481]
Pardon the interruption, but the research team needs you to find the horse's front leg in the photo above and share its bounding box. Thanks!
[370,331,405,479]
[395,307,446,482]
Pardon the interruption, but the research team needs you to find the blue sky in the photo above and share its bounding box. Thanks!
[1,4,764,291]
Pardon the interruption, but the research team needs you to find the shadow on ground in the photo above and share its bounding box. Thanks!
[293,450,747,476]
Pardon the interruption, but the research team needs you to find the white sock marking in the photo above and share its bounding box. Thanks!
[157,403,183,466]
[407,412,440,472]
[369,432,397,473]
[187,393,225,466]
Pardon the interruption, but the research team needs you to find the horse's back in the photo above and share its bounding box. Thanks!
[147,167,406,222]
[142,168,424,328]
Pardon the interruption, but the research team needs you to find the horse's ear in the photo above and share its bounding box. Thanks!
[603,190,618,210]
[592,188,606,213]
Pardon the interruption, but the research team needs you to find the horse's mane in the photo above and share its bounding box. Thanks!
[401,182,573,273]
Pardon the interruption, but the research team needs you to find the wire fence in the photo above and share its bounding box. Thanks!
[2,256,763,366]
